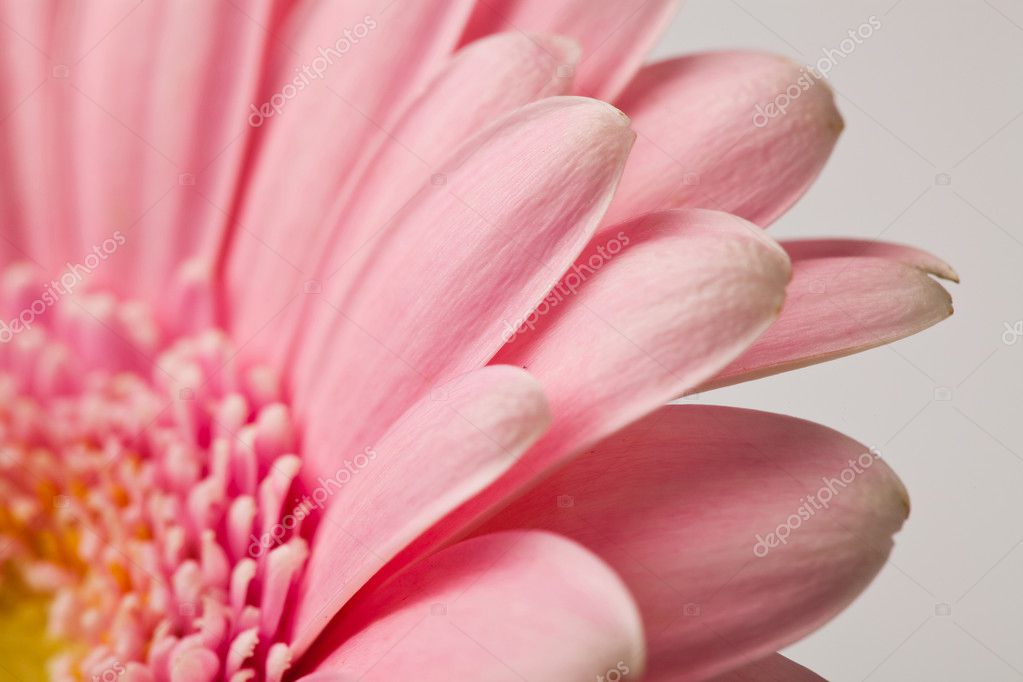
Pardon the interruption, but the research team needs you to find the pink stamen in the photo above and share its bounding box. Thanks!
[0,264,309,682]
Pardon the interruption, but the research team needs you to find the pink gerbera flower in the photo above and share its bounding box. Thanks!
[0,1,955,681]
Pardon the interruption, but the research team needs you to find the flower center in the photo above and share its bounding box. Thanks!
[0,264,308,682]
[0,565,68,680]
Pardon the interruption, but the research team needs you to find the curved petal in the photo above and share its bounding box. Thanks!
[460,0,679,99]
[376,208,791,589]
[311,31,579,282]
[265,31,580,369]
[221,0,475,346]
[781,238,959,282]
[314,30,580,279]
[479,405,909,681]
[702,254,953,391]
[291,97,633,483]
[603,52,843,228]
[492,208,790,465]
[297,531,645,682]
[288,366,550,657]
[703,653,825,682]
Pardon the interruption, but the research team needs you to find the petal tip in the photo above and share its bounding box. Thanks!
[829,107,846,136]
[871,456,911,531]
[580,96,632,129]
[916,253,959,283]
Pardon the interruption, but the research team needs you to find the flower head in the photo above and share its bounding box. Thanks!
[0,1,954,680]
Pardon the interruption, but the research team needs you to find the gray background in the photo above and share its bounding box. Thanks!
[654,1,1023,680]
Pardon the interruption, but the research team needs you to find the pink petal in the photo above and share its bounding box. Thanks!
[460,0,679,99]
[0,1,275,323]
[782,238,959,282]
[704,254,954,391]
[704,654,825,682]
[386,209,790,575]
[222,0,474,346]
[318,31,579,274]
[0,0,75,271]
[603,52,844,228]
[480,405,909,681]
[291,97,633,483]
[264,31,580,369]
[288,365,551,657]
[297,531,645,682]
[494,208,790,462]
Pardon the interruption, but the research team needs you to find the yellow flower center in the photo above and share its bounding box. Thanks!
[0,565,67,681]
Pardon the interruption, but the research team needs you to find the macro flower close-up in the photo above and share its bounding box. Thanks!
[3,1,1001,680]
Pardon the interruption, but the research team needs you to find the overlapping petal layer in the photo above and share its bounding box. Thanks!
[378,208,791,583]
[298,531,645,682]
[460,0,679,99]
[479,405,908,680]
[289,97,633,483]
[289,365,550,656]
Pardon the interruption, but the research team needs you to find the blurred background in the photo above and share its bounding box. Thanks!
[656,1,1023,679]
